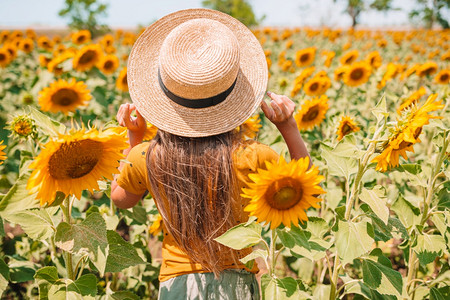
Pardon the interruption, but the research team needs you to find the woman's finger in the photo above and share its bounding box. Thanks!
[270,100,283,119]
[261,100,274,120]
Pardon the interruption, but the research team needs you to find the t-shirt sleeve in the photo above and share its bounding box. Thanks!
[116,142,150,195]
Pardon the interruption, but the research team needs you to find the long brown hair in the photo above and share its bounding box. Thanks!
[146,130,241,276]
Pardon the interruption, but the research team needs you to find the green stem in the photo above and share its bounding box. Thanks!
[269,230,277,277]
[329,254,341,300]
[61,197,74,280]
[407,130,449,297]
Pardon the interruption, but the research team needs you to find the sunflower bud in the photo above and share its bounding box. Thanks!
[22,93,34,105]
[9,115,37,139]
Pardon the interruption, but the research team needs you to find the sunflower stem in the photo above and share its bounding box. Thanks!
[61,197,74,280]
[408,130,449,296]
[269,230,277,278]
[329,254,341,300]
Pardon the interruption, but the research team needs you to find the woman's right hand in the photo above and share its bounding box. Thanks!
[116,103,147,147]
[261,91,297,130]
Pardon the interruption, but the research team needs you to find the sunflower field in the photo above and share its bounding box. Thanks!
[0,26,449,299]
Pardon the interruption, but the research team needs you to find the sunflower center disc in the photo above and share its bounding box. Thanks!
[300,54,309,62]
[350,69,363,80]
[79,50,96,64]
[440,74,448,81]
[341,123,353,136]
[0,53,5,61]
[48,139,103,179]
[310,82,319,91]
[104,60,114,70]
[302,105,319,122]
[270,186,302,210]
[51,88,79,106]
[398,127,422,150]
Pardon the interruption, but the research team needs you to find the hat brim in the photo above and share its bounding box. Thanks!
[127,8,268,137]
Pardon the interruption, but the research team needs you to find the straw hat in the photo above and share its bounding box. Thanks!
[127,8,268,137]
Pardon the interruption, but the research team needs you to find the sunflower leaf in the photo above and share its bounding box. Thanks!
[214,221,262,250]
[413,232,446,266]
[0,172,39,217]
[372,94,389,123]
[359,186,389,225]
[320,143,357,180]
[0,257,9,297]
[335,220,374,266]
[5,208,55,241]
[28,106,66,136]
[362,258,403,297]
[391,196,421,230]
[104,230,146,273]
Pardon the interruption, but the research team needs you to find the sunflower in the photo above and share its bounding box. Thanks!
[116,67,128,92]
[441,51,450,61]
[100,34,114,48]
[365,51,382,69]
[0,30,9,43]
[0,141,6,165]
[243,156,325,229]
[47,51,74,74]
[38,79,92,115]
[340,49,359,65]
[336,116,360,141]
[27,128,129,206]
[294,95,329,130]
[377,39,388,48]
[295,47,316,67]
[343,62,372,87]
[72,44,103,72]
[416,62,438,77]
[0,48,11,67]
[303,76,330,96]
[372,94,444,172]
[52,44,67,57]
[334,65,349,81]
[143,122,158,141]
[97,54,119,75]
[37,36,53,51]
[322,50,335,68]
[397,87,427,114]
[149,214,163,236]
[401,64,419,80]
[71,30,91,45]
[434,69,450,84]
[9,115,37,139]
[237,115,262,139]
[18,38,34,54]
[3,43,17,61]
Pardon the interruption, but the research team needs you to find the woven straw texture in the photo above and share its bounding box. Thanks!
[127,8,268,137]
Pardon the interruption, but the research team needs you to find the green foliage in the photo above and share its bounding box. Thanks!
[202,0,264,27]
[409,0,450,29]
[58,0,110,37]
[214,220,263,250]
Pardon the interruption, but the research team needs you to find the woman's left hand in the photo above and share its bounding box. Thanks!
[116,103,147,147]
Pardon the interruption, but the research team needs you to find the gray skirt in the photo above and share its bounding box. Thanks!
[158,269,260,300]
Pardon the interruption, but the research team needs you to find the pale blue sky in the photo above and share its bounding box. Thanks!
[0,0,443,28]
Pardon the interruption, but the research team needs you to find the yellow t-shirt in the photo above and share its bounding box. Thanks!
[117,140,279,282]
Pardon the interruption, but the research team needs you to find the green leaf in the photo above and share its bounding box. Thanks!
[239,249,267,264]
[391,196,421,229]
[372,94,388,122]
[335,220,374,266]
[5,208,55,240]
[111,291,140,300]
[214,221,262,250]
[306,217,328,238]
[73,274,97,297]
[47,279,83,300]
[34,266,59,284]
[431,213,448,237]
[359,186,389,225]
[120,206,147,225]
[413,233,446,266]
[362,259,403,297]
[0,217,4,237]
[0,172,39,217]
[105,230,146,273]
[277,226,311,250]
[261,274,301,300]
[320,143,357,180]
[394,164,422,175]
[430,287,446,300]
[54,212,108,274]
[8,258,37,283]
[361,204,408,241]
[0,257,10,297]
[28,106,66,136]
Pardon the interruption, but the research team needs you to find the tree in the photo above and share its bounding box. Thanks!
[409,0,450,29]
[58,0,109,37]
[202,0,264,27]
[335,0,396,27]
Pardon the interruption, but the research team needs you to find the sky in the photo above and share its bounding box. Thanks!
[0,0,443,28]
